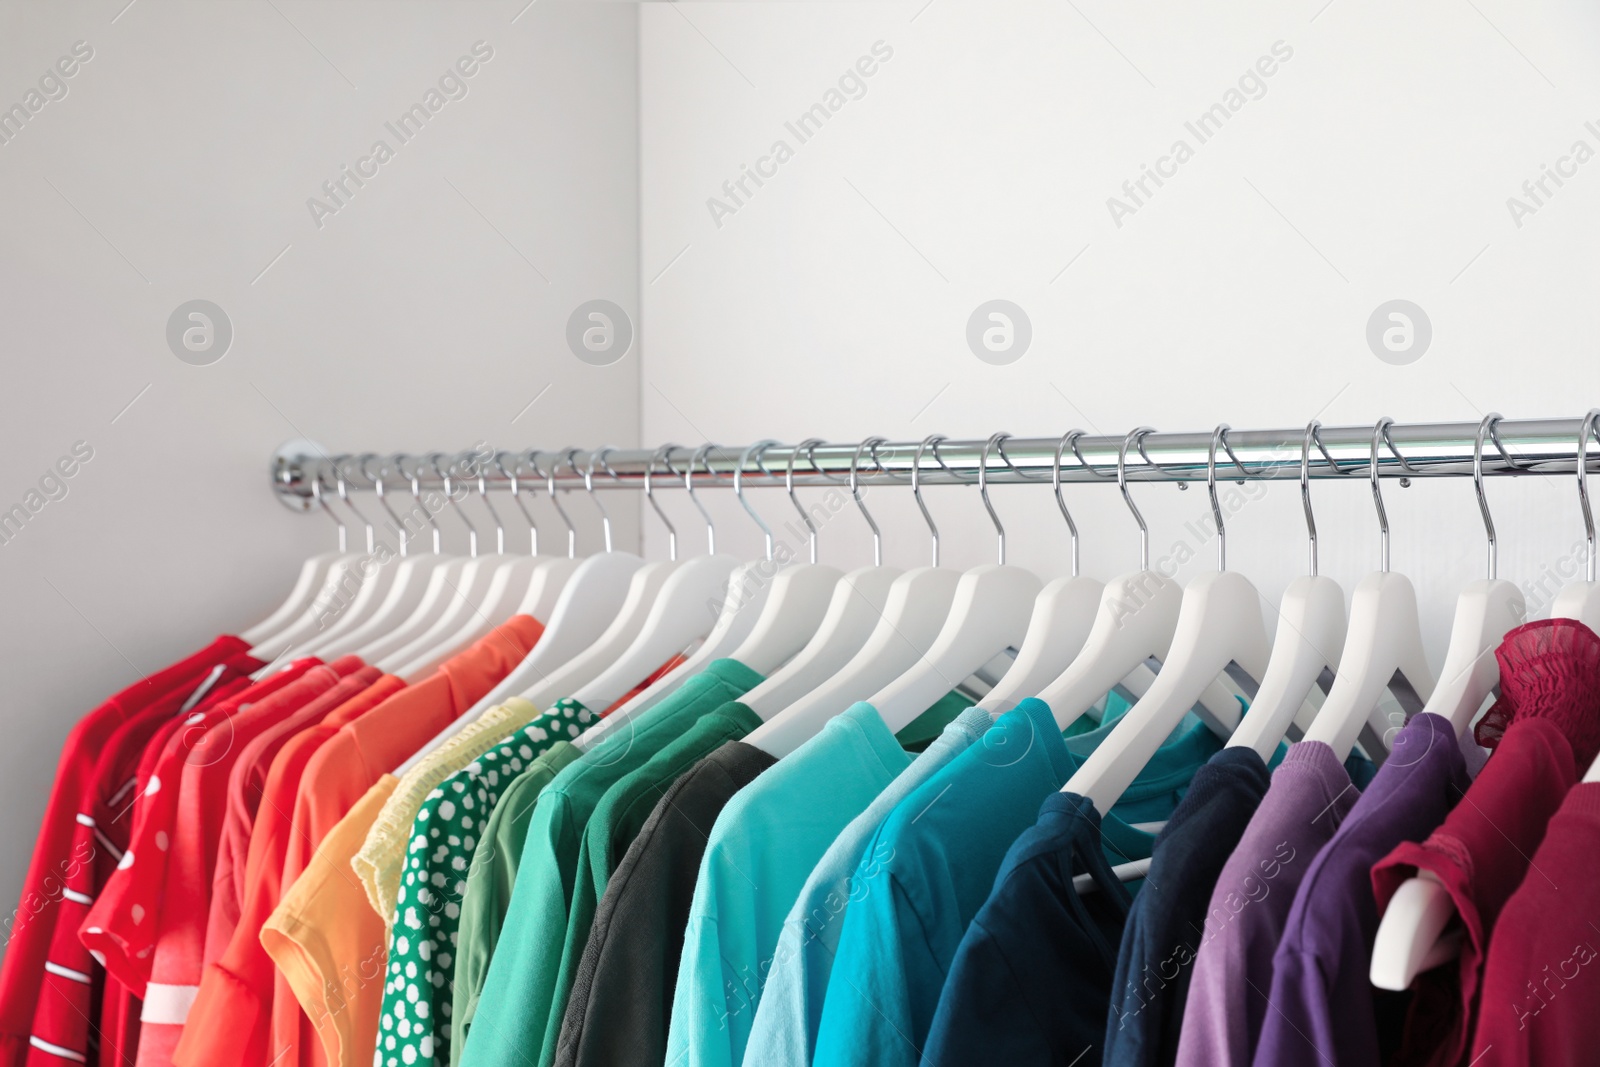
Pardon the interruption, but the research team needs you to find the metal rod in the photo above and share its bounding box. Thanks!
[271,418,1600,505]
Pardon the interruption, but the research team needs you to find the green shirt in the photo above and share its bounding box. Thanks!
[459,659,764,1067]
[536,699,765,1067]
[450,737,582,1064]
[377,697,595,1067]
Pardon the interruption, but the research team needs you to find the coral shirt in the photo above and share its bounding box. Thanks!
[261,615,544,1067]
[132,656,364,1067]
[172,672,401,1067]
[0,634,259,1067]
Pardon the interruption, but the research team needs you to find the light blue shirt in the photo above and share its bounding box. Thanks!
[663,702,910,1067]
[741,707,994,1067]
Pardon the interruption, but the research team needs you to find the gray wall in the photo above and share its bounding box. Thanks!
[0,1,641,917]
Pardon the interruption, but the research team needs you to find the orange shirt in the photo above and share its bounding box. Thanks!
[171,673,400,1067]
[261,616,544,1067]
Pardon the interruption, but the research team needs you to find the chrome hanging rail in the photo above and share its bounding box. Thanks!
[271,416,1600,509]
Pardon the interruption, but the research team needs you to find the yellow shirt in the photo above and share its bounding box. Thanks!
[351,698,541,924]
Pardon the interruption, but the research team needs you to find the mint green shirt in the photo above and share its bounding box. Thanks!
[459,660,764,1067]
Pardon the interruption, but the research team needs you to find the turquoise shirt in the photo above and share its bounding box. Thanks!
[662,702,913,1067]
[810,696,1224,1067]
[741,707,994,1067]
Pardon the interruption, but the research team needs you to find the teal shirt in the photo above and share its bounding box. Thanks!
[662,702,914,1067]
[458,660,763,1067]
[742,707,995,1067]
[810,696,1223,1067]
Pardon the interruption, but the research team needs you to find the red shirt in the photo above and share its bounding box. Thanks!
[24,668,253,1067]
[78,660,323,999]
[1470,782,1600,1065]
[132,657,364,1067]
[1372,618,1600,1067]
[0,634,258,1067]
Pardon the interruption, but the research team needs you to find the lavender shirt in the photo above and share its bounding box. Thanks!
[1251,713,1470,1067]
[1173,741,1361,1067]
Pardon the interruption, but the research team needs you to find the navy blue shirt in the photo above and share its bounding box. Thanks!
[920,791,1132,1067]
[1103,747,1273,1067]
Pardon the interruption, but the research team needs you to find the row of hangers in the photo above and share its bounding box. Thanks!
[244,412,1600,993]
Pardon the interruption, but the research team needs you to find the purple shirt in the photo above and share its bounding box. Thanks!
[1252,713,1471,1067]
[1174,741,1361,1067]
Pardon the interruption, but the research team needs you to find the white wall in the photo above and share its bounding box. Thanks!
[639,1,1600,672]
[0,1,639,917]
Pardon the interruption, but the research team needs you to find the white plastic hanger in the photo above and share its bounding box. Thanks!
[394,449,652,775]
[1033,428,1243,734]
[1370,415,1542,992]
[247,458,369,664]
[513,444,685,710]
[343,455,471,666]
[390,449,591,681]
[375,453,516,675]
[606,440,841,721]
[747,436,961,758]
[980,430,1110,713]
[309,454,454,662]
[1064,425,1269,815]
[1227,421,1348,758]
[296,456,416,659]
[718,441,842,668]
[870,434,1042,731]
[570,444,740,743]
[735,443,900,719]
[1303,418,1436,761]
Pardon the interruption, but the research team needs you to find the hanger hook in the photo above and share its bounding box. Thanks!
[1369,418,1404,573]
[734,440,780,562]
[363,453,409,558]
[786,438,825,564]
[311,458,348,553]
[1118,427,1156,570]
[851,436,888,567]
[430,452,480,557]
[495,450,538,556]
[1052,431,1085,577]
[645,444,680,561]
[1301,422,1321,575]
[396,453,442,554]
[332,454,377,555]
[980,433,1010,565]
[540,449,577,559]
[466,449,506,555]
[1208,425,1231,571]
[568,448,612,554]
[1473,413,1505,579]
[912,435,947,568]
[687,444,718,556]
[1578,410,1600,582]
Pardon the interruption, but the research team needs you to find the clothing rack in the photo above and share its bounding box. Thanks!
[270,416,1600,508]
